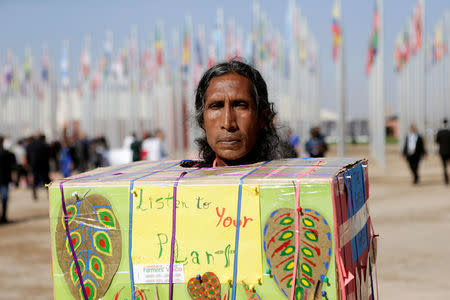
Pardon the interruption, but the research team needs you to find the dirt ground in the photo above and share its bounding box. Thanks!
[0,144,449,299]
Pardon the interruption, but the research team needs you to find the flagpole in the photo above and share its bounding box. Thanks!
[336,0,346,156]
[445,12,449,120]
[378,0,385,167]
[421,0,431,153]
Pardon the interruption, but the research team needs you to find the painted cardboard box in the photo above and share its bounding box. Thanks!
[49,158,377,300]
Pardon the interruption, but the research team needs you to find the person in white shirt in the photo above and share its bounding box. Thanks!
[402,124,426,184]
[141,129,168,161]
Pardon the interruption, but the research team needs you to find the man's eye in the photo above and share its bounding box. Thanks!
[208,102,222,109]
[234,101,249,108]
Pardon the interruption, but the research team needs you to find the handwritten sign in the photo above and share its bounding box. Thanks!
[131,185,262,283]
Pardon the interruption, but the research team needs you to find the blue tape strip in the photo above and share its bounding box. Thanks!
[345,163,369,262]
[231,160,271,300]
[128,161,182,300]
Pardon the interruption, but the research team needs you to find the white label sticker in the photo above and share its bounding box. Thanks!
[133,264,185,284]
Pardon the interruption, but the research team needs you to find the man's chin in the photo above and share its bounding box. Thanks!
[215,149,243,161]
[216,150,257,166]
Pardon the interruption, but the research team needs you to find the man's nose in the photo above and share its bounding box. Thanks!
[221,104,237,131]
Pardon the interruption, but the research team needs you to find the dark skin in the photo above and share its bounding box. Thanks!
[202,73,264,167]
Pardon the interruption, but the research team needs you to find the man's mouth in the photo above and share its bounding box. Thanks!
[217,137,241,145]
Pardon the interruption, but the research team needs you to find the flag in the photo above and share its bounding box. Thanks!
[225,20,233,60]
[112,52,125,85]
[102,37,113,79]
[208,35,216,68]
[23,49,32,82]
[182,17,191,73]
[235,27,243,59]
[60,42,70,89]
[4,52,13,87]
[414,1,423,51]
[434,22,443,62]
[257,14,266,61]
[41,47,49,81]
[155,25,163,67]
[402,27,410,64]
[394,34,403,72]
[139,48,152,88]
[332,0,342,61]
[80,46,90,80]
[194,27,203,67]
[91,68,101,95]
[366,2,379,75]
[121,48,129,78]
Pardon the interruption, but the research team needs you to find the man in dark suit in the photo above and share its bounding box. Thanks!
[26,132,50,200]
[403,124,426,184]
[436,118,450,184]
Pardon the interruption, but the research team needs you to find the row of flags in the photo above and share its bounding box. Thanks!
[394,1,450,73]
[394,0,424,72]
[3,1,449,98]
[1,4,323,99]
[427,16,449,66]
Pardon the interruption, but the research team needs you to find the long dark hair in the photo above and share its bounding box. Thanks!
[194,59,282,165]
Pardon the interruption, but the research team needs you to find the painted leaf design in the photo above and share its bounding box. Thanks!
[242,281,261,300]
[55,193,122,299]
[263,208,332,300]
[134,288,147,300]
[187,272,221,300]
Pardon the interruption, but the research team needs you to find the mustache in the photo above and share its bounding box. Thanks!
[215,134,244,141]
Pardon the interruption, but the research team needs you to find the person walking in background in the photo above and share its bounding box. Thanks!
[48,139,61,173]
[75,132,90,172]
[403,124,426,185]
[436,118,450,185]
[91,134,110,168]
[0,136,16,223]
[26,132,51,200]
[305,126,328,158]
[141,129,168,161]
[130,132,142,162]
[287,128,300,157]
[59,139,74,178]
[12,139,28,188]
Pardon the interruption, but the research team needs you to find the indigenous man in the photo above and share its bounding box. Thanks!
[185,59,286,168]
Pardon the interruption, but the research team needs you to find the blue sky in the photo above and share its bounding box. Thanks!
[1,0,449,118]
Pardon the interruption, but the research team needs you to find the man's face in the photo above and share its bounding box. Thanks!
[203,72,263,166]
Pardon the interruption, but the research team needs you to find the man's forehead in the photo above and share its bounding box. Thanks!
[205,73,253,99]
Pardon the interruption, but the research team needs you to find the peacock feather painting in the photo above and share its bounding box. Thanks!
[55,193,122,300]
